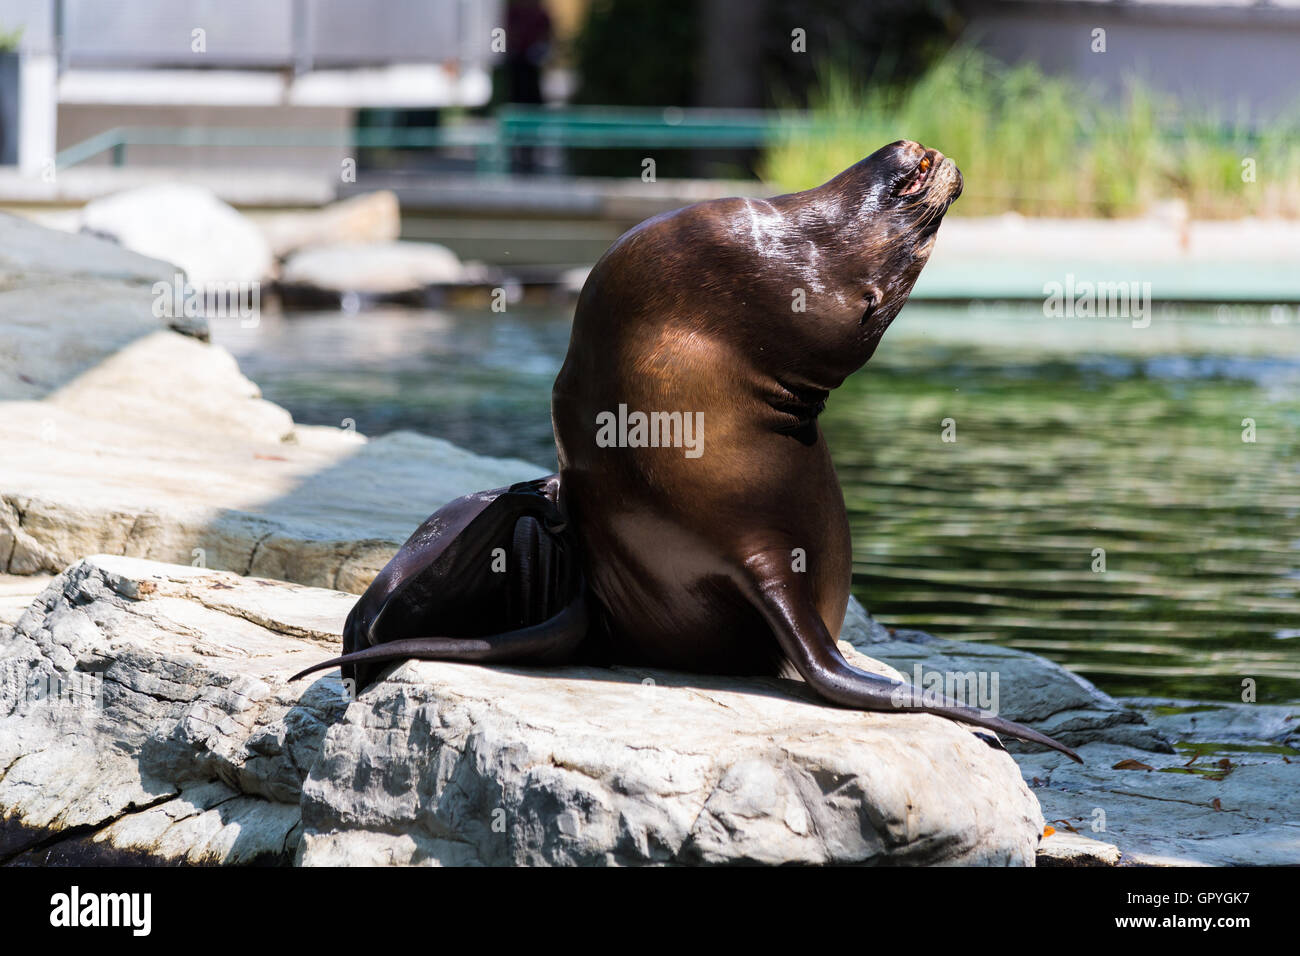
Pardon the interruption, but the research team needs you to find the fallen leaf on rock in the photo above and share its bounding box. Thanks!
[1212,798,1223,811]
[1112,758,1154,771]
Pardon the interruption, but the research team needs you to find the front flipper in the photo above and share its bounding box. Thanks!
[289,475,588,689]
[742,553,1083,763]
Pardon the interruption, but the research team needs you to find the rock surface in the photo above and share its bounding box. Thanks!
[0,212,206,404]
[256,191,401,259]
[841,615,1171,754]
[79,183,273,286]
[1017,696,1299,866]
[840,611,1299,865]
[1,555,1047,866]
[0,211,177,289]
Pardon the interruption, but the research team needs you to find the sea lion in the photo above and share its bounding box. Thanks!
[291,140,1082,763]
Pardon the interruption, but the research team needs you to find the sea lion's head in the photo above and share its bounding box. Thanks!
[827,138,962,325]
[756,139,963,387]
[557,142,962,426]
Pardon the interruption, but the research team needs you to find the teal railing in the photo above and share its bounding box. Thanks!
[54,106,809,172]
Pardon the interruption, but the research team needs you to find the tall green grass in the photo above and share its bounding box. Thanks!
[761,47,1300,218]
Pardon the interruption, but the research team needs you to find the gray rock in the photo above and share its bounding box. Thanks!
[0,218,209,403]
[1120,696,1300,747]
[79,183,273,286]
[840,615,1171,754]
[1016,738,1300,866]
[836,604,1295,867]
[840,595,894,645]
[0,556,348,864]
[0,211,176,288]
[834,609,1300,867]
[1,555,1048,866]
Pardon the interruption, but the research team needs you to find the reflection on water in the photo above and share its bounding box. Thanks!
[215,302,1300,703]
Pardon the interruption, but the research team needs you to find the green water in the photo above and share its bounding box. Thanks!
[827,304,1300,703]
[216,301,1300,703]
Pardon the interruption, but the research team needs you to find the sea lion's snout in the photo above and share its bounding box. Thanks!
[890,141,961,206]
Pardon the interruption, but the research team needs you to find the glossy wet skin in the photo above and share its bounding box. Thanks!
[553,139,965,673]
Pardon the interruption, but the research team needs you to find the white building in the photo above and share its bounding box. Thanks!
[0,0,502,174]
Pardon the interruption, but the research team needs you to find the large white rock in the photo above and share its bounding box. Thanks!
[256,191,401,259]
[280,240,464,295]
[0,555,1047,866]
[79,183,273,286]
[0,557,346,864]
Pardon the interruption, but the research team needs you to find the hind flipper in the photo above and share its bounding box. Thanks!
[741,551,1083,763]
[292,474,588,690]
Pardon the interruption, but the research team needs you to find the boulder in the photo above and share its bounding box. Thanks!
[79,183,273,286]
[1036,830,1122,867]
[0,213,208,403]
[0,211,176,288]
[0,282,209,402]
[1016,727,1300,866]
[1122,696,1300,747]
[280,240,464,298]
[1,555,1047,866]
[256,191,401,259]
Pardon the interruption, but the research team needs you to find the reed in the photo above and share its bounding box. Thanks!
[761,47,1300,218]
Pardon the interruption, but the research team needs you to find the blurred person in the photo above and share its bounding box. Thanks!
[505,0,553,172]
